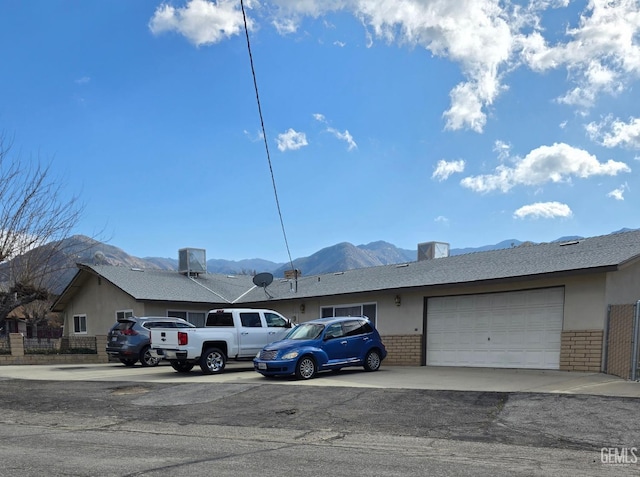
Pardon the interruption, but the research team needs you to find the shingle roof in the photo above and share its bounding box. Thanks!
[80,265,257,304]
[54,229,640,308]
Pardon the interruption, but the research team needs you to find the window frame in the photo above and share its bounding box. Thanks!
[167,310,207,327]
[73,314,87,334]
[320,302,377,326]
[115,310,133,321]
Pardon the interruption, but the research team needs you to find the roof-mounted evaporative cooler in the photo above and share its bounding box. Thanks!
[417,241,450,261]
[179,248,207,276]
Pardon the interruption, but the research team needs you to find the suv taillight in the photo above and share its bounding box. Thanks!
[122,329,138,336]
[178,332,188,346]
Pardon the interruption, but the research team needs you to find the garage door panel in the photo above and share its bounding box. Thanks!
[427,288,564,369]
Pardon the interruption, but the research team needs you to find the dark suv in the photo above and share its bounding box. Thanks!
[106,316,195,366]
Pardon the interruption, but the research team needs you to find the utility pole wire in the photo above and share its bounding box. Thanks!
[240,0,296,279]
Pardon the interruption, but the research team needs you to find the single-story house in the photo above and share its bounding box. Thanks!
[51,230,640,372]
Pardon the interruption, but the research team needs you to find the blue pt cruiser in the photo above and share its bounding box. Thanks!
[254,316,387,380]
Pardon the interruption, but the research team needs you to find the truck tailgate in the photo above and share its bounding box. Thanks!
[150,328,181,348]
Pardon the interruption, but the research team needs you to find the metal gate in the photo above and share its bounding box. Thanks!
[603,301,640,380]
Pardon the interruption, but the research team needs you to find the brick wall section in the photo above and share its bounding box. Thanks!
[0,334,109,366]
[559,330,603,372]
[0,354,107,365]
[605,304,635,379]
[381,335,422,366]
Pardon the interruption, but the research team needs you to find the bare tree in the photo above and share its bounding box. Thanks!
[21,297,57,338]
[0,134,83,325]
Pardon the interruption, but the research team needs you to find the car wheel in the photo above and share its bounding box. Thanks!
[199,348,226,375]
[364,349,381,372]
[170,362,194,373]
[119,358,137,367]
[139,346,160,367]
[295,356,317,380]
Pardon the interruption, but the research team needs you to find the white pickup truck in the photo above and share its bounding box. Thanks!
[150,308,293,374]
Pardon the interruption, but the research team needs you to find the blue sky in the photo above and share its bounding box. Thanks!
[1,0,639,263]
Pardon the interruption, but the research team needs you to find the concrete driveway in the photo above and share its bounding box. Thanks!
[1,362,638,398]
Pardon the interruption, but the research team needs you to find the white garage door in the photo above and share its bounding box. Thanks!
[426,288,564,369]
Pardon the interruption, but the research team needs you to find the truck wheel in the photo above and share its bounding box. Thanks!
[170,362,194,373]
[199,348,226,374]
[295,356,317,380]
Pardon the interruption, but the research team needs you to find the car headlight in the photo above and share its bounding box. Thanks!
[281,350,299,360]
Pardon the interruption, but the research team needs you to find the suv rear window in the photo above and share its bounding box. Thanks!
[111,322,134,332]
[143,321,178,329]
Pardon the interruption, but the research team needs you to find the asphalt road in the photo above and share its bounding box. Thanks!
[0,364,639,476]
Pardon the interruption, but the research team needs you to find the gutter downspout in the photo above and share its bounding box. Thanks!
[631,300,640,381]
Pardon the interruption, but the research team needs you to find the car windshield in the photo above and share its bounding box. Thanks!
[286,323,325,340]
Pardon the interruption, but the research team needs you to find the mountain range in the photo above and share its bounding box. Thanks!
[5,228,635,296]
[55,227,636,279]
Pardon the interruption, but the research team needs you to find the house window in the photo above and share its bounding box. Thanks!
[73,315,87,334]
[320,303,377,326]
[167,310,206,327]
[116,310,133,321]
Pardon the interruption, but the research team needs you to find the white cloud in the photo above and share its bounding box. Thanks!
[150,1,640,131]
[519,0,640,109]
[243,129,264,142]
[357,1,515,133]
[149,0,249,46]
[273,17,297,35]
[158,1,516,132]
[586,116,640,149]
[327,127,357,151]
[75,76,90,85]
[273,1,640,129]
[276,128,308,151]
[434,215,449,224]
[607,182,629,200]
[313,113,356,150]
[432,159,465,181]
[493,140,511,161]
[513,201,573,219]
[461,142,630,193]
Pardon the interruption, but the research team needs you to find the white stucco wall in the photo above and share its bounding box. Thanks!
[605,258,640,305]
[250,273,612,335]
[62,276,140,336]
[371,273,609,335]
[563,274,607,330]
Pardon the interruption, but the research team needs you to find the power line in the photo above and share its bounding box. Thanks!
[240,0,296,278]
